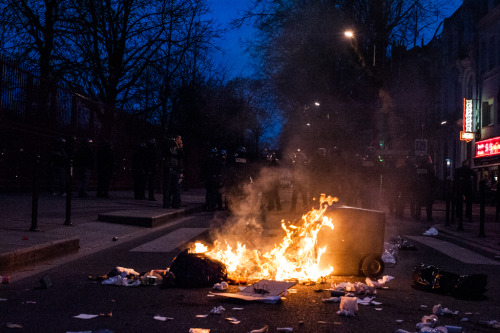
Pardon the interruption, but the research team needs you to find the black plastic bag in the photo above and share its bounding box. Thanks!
[168,249,227,288]
[412,263,487,298]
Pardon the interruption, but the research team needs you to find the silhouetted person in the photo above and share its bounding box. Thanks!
[290,151,309,212]
[413,155,436,221]
[265,152,282,211]
[96,141,115,198]
[454,160,476,221]
[162,135,184,208]
[74,138,94,197]
[203,147,223,211]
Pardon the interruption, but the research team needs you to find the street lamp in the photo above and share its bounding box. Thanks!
[344,30,375,67]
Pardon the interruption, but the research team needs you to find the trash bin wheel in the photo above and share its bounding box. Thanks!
[361,255,384,278]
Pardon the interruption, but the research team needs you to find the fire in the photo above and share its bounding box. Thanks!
[190,194,338,282]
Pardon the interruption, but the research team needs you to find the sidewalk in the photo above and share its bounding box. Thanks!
[431,200,500,258]
[1,190,500,275]
[0,189,206,274]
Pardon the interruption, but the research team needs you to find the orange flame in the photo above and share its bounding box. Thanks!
[190,194,338,282]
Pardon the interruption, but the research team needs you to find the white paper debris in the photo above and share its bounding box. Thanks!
[196,314,208,318]
[432,304,458,315]
[423,227,438,236]
[213,281,228,290]
[232,307,244,310]
[336,309,356,317]
[225,317,240,324]
[73,314,98,319]
[249,326,268,333]
[154,315,173,321]
[210,306,225,314]
[189,329,210,333]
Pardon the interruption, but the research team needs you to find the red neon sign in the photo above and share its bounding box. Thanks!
[475,136,500,158]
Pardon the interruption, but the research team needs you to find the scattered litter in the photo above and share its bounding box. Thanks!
[336,309,355,317]
[288,289,297,293]
[421,305,428,308]
[102,274,141,287]
[99,312,112,318]
[374,308,383,311]
[196,315,208,318]
[232,307,244,310]
[394,330,410,333]
[396,319,404,323]
[365,275,394,288]
[206,294,215,297]
[276,328,293,332]
[225,317,240,324]
[25,301,36,304]
[412,264,487,298]
[322,297,341,303]
[210,280,295,304]
[0,298,7,301]
[213,281,228,290]
[423,227,438,236]
[445,325,463,333]
[189,329,210,333]
[153,315,173,321]
[389,236,418,251]
[210,306,225,315]
[432,304,458,316]
[357,297,382,305]
[249,326,268,333]
[73,314,98,319]
[4,323,23,329]
[339,296,358,311]
[460,318,469,322]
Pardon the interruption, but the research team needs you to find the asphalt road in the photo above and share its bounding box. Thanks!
[1,210,499,333]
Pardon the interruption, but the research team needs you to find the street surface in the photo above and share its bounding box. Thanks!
[1,209,499,333]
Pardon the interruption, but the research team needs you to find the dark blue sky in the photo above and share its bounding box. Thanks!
[209,0,463,79]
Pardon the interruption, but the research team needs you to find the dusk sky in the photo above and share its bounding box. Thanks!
[209,0,464,79]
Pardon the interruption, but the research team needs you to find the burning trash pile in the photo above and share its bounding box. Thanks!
[188,194,339,284]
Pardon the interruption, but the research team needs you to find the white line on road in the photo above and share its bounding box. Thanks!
[130,227,208,252]
[406,236,500,265]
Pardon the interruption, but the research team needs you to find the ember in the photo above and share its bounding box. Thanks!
[190,194,338,282]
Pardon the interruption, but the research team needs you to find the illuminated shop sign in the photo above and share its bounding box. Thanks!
[475,136,500,158]
[460,98,474,142]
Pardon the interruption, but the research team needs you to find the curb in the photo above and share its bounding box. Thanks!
[0,237,79,274]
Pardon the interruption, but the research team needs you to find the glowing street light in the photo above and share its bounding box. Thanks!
[344,30,375,67]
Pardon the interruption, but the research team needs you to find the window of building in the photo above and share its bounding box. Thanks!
[483,99,494,126]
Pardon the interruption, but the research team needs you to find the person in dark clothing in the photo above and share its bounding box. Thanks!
[265,152,282,211]
[145,138,157,201]
[49,138,68,196]
[96,141,115,198]
[162,135,184,208]
[413,155,436,221]
[454,160,476,221]
[74,138,94,197]
[132,142,147,200]
[290,150,309,212]
[203,147,223,211]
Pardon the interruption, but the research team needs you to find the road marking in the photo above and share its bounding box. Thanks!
[406,236,500,265]
[130,227,208,252]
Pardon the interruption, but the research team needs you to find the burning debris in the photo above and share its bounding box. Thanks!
[190,194,341,282]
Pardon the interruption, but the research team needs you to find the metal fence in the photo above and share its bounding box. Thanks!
[0,57,145,192]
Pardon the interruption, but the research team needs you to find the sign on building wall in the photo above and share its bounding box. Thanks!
[460,98,474,141]
[475,136,500,158]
